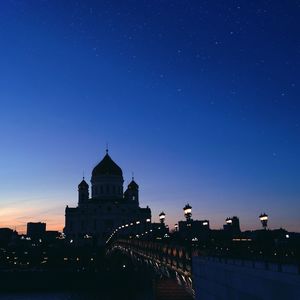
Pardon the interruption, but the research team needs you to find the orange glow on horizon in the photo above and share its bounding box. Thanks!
[0,199,65,234]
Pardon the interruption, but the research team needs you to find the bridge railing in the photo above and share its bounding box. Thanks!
[109,238,192,276]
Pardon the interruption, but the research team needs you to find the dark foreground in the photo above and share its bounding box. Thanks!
[0,251,154,300]
[0,291,149,300]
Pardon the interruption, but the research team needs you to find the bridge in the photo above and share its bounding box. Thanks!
[105,220,300,300]
[105,219,195,299]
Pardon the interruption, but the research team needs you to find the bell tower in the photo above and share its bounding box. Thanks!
[78,178,89,206]
[125,177,139,204]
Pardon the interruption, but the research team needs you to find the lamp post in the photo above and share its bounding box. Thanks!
[174,224,178,232]
[226,217,233,225]
[183,204,192,221]
[259,213,268,230]
[159,212,166,224]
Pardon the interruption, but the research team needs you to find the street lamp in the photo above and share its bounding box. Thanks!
[226,217,233,225]
[183,204,192,221]
[159,211,166,224]
[259,213,268,230]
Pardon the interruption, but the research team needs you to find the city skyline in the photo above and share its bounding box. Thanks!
[0,1,299,233]
[0,149,298,234]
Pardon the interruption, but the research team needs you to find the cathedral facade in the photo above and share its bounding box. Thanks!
[64,151,151,246]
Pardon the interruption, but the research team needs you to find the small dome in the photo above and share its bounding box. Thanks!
[128,179,139,190]
[92,153,123,177]
[78,178,89,188]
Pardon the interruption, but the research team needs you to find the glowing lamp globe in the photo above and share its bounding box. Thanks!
[159,211,166,223]
[183,204,192,221]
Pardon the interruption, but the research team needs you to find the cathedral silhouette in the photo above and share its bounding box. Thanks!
[64,151,151,246]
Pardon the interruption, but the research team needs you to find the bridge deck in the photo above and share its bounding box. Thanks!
[154,278,193,300]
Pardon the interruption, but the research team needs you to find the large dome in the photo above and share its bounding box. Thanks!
[92,153,123,177]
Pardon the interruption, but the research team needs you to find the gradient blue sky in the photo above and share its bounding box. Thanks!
[0,1,299,233]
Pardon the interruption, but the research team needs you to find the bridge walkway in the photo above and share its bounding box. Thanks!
[154,278,193,300]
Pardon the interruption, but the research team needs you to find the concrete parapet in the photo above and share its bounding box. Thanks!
[192,256,300,300]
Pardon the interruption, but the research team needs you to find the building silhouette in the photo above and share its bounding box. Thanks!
[223,216,241,234]
[0,228,17,247]
[178,219,210,241]
[27,222,46,240]
[64,151,151,246]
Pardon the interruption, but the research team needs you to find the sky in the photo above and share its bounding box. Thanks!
[0,0,299,233]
